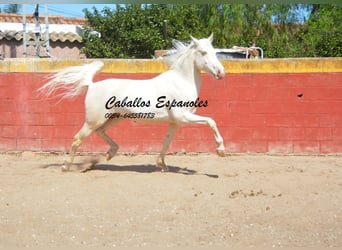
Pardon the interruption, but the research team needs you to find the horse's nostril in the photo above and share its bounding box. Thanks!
[217,69,225,79]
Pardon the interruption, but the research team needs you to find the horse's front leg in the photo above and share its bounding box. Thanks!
[156,123,179,172]
[182,112,225,156]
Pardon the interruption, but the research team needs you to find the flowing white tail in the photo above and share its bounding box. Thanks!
[39,61,104,99]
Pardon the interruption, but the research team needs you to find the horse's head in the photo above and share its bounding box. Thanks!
[191,33,225,80]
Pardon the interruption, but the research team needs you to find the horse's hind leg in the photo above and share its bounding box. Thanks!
[63,122,93,172]
[156,123,179,172]
[95,119,122,161]
[96,129,119,161]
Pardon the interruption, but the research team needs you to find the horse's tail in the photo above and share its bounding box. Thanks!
[38,60,104,100]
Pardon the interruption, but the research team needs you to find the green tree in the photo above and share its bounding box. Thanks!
[199,4,309,57]
[82,4,341,58]
[82,4,207,58]
[301,4,342,57]
[3,4,21,13]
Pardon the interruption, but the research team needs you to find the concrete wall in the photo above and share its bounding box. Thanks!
[0,58,341,154]
[0,40,84,59]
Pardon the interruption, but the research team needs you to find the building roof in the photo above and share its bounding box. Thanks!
[0,30,82,43]
[0,13,86,43]
[0,13,86,25]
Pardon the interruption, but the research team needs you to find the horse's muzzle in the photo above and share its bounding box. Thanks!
[215,69,225,80]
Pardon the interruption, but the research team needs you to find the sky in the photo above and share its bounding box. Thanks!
[0,4,116,18]
[1,3,311,22]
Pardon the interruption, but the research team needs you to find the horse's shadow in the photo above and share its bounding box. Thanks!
[42,162,219,178]
[93,164,219,178]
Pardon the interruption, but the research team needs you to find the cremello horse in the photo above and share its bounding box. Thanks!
[39,34,225,172]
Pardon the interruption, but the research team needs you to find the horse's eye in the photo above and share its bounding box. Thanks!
[201,51,207,56]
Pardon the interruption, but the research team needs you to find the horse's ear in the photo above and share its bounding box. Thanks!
[191,36,200,47]
[208,33,214,43]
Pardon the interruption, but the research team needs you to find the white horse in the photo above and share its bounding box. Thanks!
[39,34,225,172]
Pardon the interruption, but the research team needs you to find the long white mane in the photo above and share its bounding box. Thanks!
[163,40,194,69]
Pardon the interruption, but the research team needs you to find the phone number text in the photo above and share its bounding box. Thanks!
[104,112,155,119]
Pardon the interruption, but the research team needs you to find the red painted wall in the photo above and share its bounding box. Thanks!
[1,71,341,153]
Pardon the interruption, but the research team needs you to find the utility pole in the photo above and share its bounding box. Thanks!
[22,4,27,56]
[44,4,50,57]
[33,4,41,57]
[22,4,50,57]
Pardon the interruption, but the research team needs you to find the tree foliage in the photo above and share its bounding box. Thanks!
[301,5,342,57]
[1,4,21,13]
[82,4,341,58]
[83,4,206,58]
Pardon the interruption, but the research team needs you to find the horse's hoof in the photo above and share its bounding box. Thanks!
[61,163,70,172]
[156,163,169,172]
[79,158,99,173]
[106,152,113,161]
[216,149,225,157]
[156,160,169,172]
[160,166,169,172]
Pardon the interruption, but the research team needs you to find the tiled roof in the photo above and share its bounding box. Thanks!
[0,13,86,25]
[0,13,85,43]
[0,30,82,43]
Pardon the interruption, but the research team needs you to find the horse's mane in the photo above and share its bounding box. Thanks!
[166,40,195,70]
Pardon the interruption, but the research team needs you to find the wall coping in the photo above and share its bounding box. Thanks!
[0,57,341,74]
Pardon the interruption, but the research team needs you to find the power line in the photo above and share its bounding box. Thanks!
[24,4,85,18]
[45,6,85,18]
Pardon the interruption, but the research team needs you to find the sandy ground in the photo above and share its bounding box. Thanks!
[0,152,341,248]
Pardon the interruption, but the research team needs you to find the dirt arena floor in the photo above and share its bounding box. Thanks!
[0,152,341,247]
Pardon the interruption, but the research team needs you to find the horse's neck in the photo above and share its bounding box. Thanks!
[173,52,202,95]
